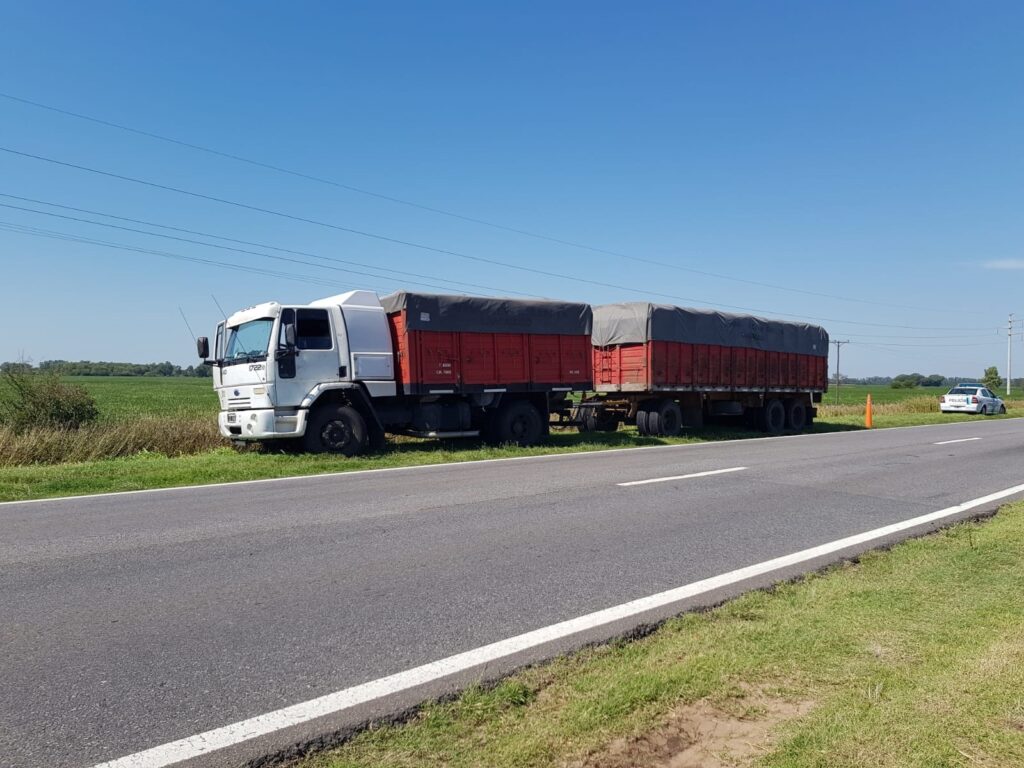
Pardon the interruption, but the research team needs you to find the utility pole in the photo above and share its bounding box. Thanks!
[1009,314,1014,396]
[831,339,850,404]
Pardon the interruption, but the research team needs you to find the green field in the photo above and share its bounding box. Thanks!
[824,383,951,406]
[296,503,1024,768]
[67,375,217,420]
[0,376,1019,502]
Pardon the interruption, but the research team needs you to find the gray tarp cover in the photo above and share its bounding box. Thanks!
[381,292,593,335]
[592,302,828,357]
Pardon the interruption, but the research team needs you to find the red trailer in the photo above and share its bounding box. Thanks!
[579,302,828,435]
[378,292,592,444]
[383,292,592,394]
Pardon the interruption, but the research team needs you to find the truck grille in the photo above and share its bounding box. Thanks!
[227,397,251,410]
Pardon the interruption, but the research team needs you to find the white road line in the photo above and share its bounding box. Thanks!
[934,437,982,445]
[617,466,747,486]
[90,481,1024,768]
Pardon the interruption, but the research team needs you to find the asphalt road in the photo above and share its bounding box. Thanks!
[3,418,1024,768]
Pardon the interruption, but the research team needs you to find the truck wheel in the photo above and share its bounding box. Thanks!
[303,404,368,456]
[784,398,807,431]
[492,400,544,446]
[579,407,619,433]
[760,399,785,434]
[647,399,682,437]
[636,400,655,436]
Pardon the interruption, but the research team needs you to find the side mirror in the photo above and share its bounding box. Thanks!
[197,336,210,359]
[284,323,297,348]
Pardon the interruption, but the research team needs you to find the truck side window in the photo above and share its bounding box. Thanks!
[296,309,332,350]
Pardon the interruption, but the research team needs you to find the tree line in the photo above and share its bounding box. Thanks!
[0,361,212,377]
[840,370,1022,390]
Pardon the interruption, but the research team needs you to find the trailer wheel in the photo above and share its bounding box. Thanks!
[491,400,544,446]
[579,407,619,433]
[647,399,683,437]
[636,400,655,436]
[303,404,368,456]
[784,398,807,431]
[760,399,786,434]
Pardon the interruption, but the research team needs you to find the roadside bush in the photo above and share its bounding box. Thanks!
[0,415,228,466]
[0,368,99,433]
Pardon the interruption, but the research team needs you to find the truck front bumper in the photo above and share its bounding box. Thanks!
[219,408,308,440]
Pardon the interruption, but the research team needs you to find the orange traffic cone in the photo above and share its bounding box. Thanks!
[865,394,873,429]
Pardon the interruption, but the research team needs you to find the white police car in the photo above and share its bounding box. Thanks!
[939,384,1006,415]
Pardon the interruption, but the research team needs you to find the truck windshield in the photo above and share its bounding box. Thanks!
[225,318,274,361]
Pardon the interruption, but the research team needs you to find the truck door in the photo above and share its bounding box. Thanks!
[274,308,344,407]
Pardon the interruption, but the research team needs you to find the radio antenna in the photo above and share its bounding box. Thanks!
[178,306,197,342]
[211,294,229,324]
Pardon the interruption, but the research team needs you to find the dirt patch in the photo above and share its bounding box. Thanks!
[570,690,814,768]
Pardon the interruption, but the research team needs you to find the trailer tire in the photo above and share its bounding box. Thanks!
[647,399,683,437]
[761,399,786,434]
[303,404,368,456]
[636,400,655,436]
[784,398,807,431]
[491,400,544,446]
[579,407,619,433]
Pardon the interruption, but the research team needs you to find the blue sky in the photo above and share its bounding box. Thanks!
[1,1,1022,377]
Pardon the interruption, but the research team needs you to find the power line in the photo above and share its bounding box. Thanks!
[12,195,1013,346]
[858,340,1003,348]
[0,221,380,292]
[0,196,538,298]
[852,343,907,357]
[0,193,537,296]
[0,145,1002,331]
[0,215,498,297]
[0,90,975,315]
[828,331,1003,340]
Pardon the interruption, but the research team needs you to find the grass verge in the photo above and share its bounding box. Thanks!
[296,502,1024,768]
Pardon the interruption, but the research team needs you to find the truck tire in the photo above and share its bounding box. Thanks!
[303,404,368,456]
[647,399,683,437]
[784,398,807,431]
[579,407,619,433]
[760,399,786,434]
[491,400,544,446]
[636,400,655,436]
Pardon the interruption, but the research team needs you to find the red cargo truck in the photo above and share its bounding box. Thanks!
[577,302,828,435]
[200,290,826,456]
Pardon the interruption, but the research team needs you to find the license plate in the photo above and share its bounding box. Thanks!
[226,412,237,423]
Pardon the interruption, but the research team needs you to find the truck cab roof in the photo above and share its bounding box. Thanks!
[225,302,282,327]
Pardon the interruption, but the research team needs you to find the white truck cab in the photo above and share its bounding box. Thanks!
[199,291,395,453]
